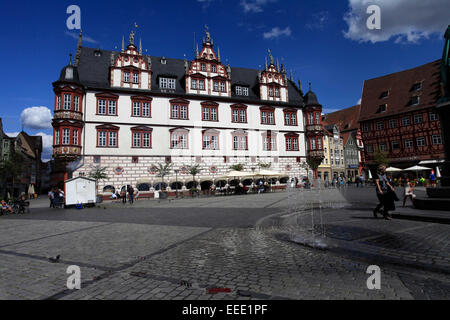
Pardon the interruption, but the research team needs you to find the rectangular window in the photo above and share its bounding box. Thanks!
[133,73,139,84]
[414,114,423,124]
[133,102,141,117]
[171,105,179,119]
[73,130,78,145]
[57,96,61,110]
[55,130,60,145]
[376,122,384,130]
[411,96,420,106]
[232,110,239,123]
[379,143,387,151]
[203,107,209,121]
[192,79,197,89]
[275,87,280,97]
[143,132,151,148]
[98,132,107,147]
[402,117,411,126]
[389,119,396,128]
[74,96,79,111]
[124,72,130,83]
[432,135,442,145]
[98,100,106,115]
[199,80,205,90]
[233,136,239,150]
[64,94,71,110]
[363,124,370,132]
[269,87,273,97]
[430,112,439,121]
[142,103,150,117]
[160,77,176,89]
[212,65,217,73]
[243,87,249,96]
[236,86,242,96]
[285,114,290,125]
[211,108,217,121]
[180,106,188,119]
[62,129,70,145]
[109,132,117,147]
[220,82,226,92]
[412,82,422,91]
[416,137,426,147]
[108,100,116,116]
[261,112,267,124]
[201,64,206,71]
[391,141,400,150]
[133,132,141,148]
[405,139,413,149]
[268,112,274,124]
[171,133,188,149]
[214,81,219,92]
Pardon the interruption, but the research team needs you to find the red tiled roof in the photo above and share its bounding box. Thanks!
[322,105,361,132]
[359,60,441,122]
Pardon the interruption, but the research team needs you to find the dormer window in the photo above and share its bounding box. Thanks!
[161,57,167,65]
[268,85,280,97]
[211,65,217,73]
[380,91,389,99]
[201,63,206,72]
[377,104,387,113]
[159,77,176,90]
[94,50,102,57]
[411,96,420,106]
[236,86,249,96]
[412,82,422,91]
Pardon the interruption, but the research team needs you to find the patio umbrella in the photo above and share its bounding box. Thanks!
[386,167,403,172]
[404,165,432,179]
[30,184,35,196]
[436,166,442,178]
[368,170,373,179]
[28,184,33,195]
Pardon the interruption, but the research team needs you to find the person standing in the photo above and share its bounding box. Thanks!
[403,179,416,207]
[128,185,134,204]
[121,186,127,204]
[430,170,436,187]
[374,165,395,220]
[360,174,365,187]
[48,189,55,208]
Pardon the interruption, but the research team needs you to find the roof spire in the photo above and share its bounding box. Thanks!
[265,56,268,70]
[218,47,221,62]
[298,79,302,92]
[276,58,280,72]
[74,29,82,67]
[268,49,274,65]
[69,53,73,66]
[309,82,312,91]
[122,36,125,52]
[139,38,142,55]
[205,25,211,43]
[290,70,293,81]
[196,43,199,58]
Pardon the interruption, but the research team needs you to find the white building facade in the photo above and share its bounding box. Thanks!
[52,29,324,194]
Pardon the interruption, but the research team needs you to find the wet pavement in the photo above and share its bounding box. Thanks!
[0,186,449,300]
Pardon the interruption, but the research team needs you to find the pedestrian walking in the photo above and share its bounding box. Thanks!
[128,185,134,204]
[360,174,365,187]
[403,179,416,207]
[430,170,437,187]
[121,186,127,204]
[374,165,395,220]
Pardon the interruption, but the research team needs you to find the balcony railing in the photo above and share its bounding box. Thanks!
[54,110,83,121]
[53,145,82,159]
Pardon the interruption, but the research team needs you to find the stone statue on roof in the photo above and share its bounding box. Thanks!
[129,31,135,45]
[205,25,211,43]
[268,49,274,65]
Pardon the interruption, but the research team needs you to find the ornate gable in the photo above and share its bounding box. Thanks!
[259,49,289,103]
[186,26,231,97]
[110,31,152,90]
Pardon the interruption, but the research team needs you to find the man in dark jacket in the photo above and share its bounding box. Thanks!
[128,185,134,204]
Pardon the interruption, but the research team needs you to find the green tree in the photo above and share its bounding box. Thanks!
[0,151,26,199]
[188,165,201,188]
[258,162,272,169]
[374,150,389,167]
[88,165,109,195]
[153,163,172,191]
[229,163,245,171]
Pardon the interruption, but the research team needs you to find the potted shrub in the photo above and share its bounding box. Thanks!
[89,165,109,203]
[153,162,172,199]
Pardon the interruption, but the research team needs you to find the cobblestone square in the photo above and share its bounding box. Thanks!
[0,187,449,300]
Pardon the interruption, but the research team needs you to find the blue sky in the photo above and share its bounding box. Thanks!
[0,0,448,160]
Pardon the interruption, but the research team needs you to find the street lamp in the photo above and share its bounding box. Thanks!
[174,169,179,198]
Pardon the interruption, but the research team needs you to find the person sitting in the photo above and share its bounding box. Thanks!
[1,200,13,214]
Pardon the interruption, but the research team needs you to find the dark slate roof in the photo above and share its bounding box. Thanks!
[304,90,320,106]
[72,47,304,106]
[359,60,441,122]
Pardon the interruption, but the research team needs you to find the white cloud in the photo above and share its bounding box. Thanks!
[241,0,277,13]
[35,132,53,162]
[20,107,53,130]
[65,31,98,44]
[344,0,450,43]
[263,26,292,39]
[6,132,19,138]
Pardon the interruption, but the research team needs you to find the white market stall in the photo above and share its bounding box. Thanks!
[65,177,97,206]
